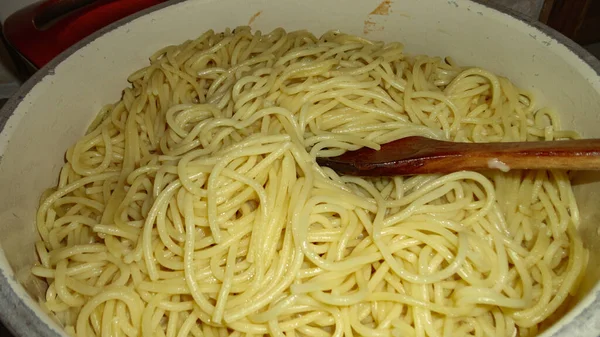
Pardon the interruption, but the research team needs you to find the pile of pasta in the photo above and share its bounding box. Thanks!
[32,27,587,337]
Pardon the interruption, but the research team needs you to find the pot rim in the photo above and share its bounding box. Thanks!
[0,1,598,336]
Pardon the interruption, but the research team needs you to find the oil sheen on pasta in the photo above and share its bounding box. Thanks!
[33,27,588,337]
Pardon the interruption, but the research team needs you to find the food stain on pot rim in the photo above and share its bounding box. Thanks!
[369,0,392,15]
[248,10,263,26]
[364,0,394,34]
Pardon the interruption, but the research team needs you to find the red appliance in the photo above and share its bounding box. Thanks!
[2,0,168,77]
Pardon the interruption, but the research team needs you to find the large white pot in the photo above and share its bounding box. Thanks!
[0,0,599,336]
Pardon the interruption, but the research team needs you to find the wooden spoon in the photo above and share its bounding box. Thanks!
[316,136,600,176]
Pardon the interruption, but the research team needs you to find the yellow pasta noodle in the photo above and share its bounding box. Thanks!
[33,27,587,337]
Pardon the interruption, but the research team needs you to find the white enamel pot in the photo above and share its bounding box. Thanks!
[0,0,599,336]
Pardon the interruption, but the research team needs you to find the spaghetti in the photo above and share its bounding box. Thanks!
[32,27,587,337]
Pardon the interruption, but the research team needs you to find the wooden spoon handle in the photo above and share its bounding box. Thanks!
[316,136,600,176]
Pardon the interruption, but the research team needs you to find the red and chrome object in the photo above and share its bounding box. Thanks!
[2,0,167,76]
